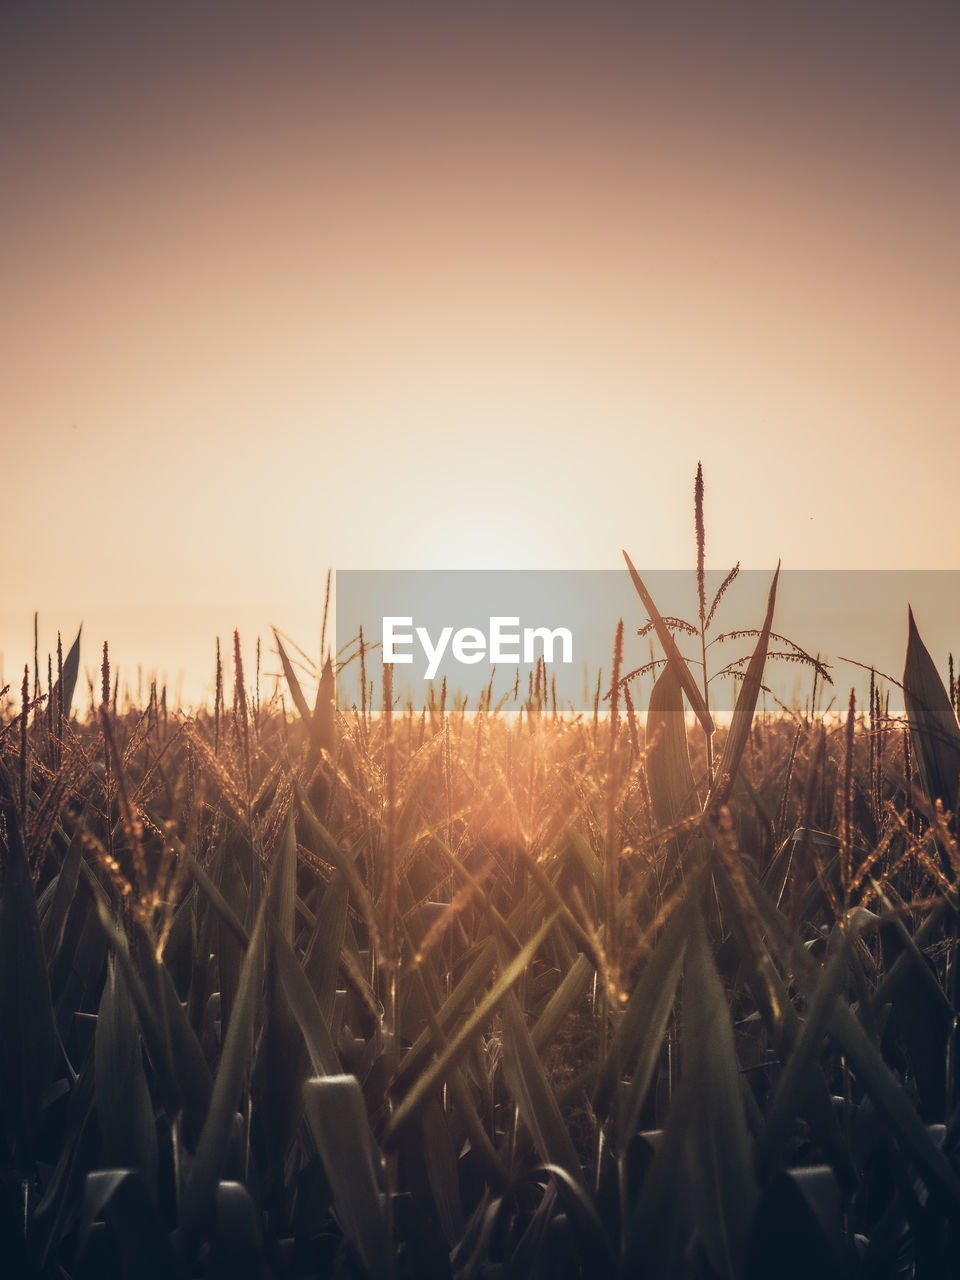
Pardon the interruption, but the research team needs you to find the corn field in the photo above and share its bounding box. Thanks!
[3,531,960,1277]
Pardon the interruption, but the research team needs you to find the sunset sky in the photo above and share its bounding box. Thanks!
[3,2,959,704]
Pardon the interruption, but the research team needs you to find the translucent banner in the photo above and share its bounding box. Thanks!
[335,570,960,717]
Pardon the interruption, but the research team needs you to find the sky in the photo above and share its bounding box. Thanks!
[2,2,959,704]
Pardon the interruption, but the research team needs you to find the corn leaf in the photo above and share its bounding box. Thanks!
[273,814,297,947]
[303,1074,391,1279]
[178,883,268,1250]
[186,852,249,951]
[531,951,593,1053]
[310,655,336,764]
[272,923,340,1076]
[903,607,960,876]
[707,563,779,810]
[94,955,158,1197]
[623,550,714,735]
[594,891,695,1123]
[681,912,758,1279]
[758,944,858,1175]
[208,1182,263,1280]
[273,630,311,722]
[421,1098,465,1247]
[386,913,558,1145]
[50,625,82,723]
[646,664,700,829]
[77,1169,179,1280]
[304,871,348,1027]
[0,806,58,1165]
[500,987,585,1188]
[827,997,960,1209]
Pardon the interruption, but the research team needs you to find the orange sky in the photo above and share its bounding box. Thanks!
[3,2,959,704]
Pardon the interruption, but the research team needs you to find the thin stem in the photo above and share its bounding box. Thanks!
[695,462,714,777]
